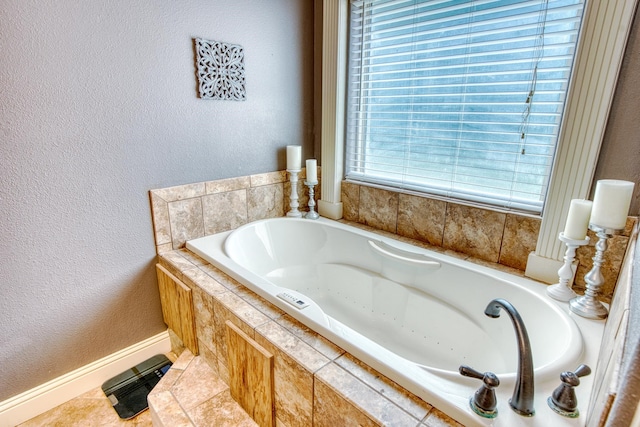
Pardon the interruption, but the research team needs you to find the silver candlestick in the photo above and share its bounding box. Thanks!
[305,181,319,219]
[547,232,590,302]
[569,224,621,319]
[286,169,302,218]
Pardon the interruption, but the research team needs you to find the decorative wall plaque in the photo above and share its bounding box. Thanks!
[195,38,246,101]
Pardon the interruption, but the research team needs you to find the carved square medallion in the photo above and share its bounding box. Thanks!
[195,38,246,101]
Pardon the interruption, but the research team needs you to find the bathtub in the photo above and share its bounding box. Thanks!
[187,217,604,427]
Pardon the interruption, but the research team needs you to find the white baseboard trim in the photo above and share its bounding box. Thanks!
[0,330,171,427]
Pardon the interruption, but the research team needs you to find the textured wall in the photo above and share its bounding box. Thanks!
[0,0,314,401]
[594,6,640,215]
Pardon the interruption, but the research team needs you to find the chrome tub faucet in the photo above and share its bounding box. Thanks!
[485,298,535,417]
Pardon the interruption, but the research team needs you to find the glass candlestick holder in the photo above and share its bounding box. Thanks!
[304,181,319,219]
[547,232,590,302]
[569,224,622,319]
[286,169,302,218]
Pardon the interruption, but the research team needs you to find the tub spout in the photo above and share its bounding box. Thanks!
[485,298,535,417]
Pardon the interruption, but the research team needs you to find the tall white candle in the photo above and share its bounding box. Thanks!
[286,145,301,170]
[563,199,592,240]
[306,159,317,182]
[590,180,635,229]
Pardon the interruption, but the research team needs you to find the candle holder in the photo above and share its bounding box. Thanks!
[547,233,590,302]
[286,169,302,218]
[569,224,622,319]
[305,181,319,220]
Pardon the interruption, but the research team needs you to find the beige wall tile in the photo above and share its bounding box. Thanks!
[205,176,251,194]
[177,248,208,266]
[217,289,271,332]
[150,191,172,246]
[234,287,286,320]
[276,314,344,360]
[359,186,399,233]
[158,251,198,281]
[575,231,630,304]
[168,328,186,357]
[397,194,446,247]
[183,267,229,296]
[334,353,431,421]
[168,198,205,249]
[499,214,541,271]
[256,321,330,373]
[443,204,506,263]
[284,177,310,213]
[313,378,379,427]
[157,242,174,254]
[152,182,206,203]
[200,264,244,292]
[217,358,230,385]
[192,287,218,359]
[341,181,360,222]
[197,338,219,376]
[202,190,248,235]
[251,171,287,186]
[247,183,285,221]
[315,363,419,427]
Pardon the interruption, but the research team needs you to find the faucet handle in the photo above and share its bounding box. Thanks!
[459,365,500,418]
[547,364,591,417]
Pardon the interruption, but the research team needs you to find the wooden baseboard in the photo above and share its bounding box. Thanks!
[0,330,171,427]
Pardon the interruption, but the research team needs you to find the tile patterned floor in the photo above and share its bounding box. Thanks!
[16,350,256,427]
[16,386,153,427]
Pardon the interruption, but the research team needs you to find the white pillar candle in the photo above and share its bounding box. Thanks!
[563,199,593,240]
[306,159,317,182]
[286,145,301,170]
[590,179,635,229]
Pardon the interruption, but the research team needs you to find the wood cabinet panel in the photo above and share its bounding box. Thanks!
[226,320,274,427]
[156,264,198,354]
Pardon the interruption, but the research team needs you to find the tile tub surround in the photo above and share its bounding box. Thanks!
[150,169,321,252]
[152,173,634,302]
[342,181,637,303]
[157,250,463,427]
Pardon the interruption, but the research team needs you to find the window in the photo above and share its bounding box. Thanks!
[345,0,585,213]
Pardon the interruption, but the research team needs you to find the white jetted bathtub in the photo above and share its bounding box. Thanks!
[187,217,604,427]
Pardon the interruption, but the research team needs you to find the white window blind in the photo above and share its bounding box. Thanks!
[346,0,585,212]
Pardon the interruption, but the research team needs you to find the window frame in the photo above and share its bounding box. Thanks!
[345,0,585,214]
[318,0,639,274]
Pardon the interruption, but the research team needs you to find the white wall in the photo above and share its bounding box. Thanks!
[0,0,314,401]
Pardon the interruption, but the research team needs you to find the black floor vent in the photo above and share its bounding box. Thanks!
[101,354,172,419]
